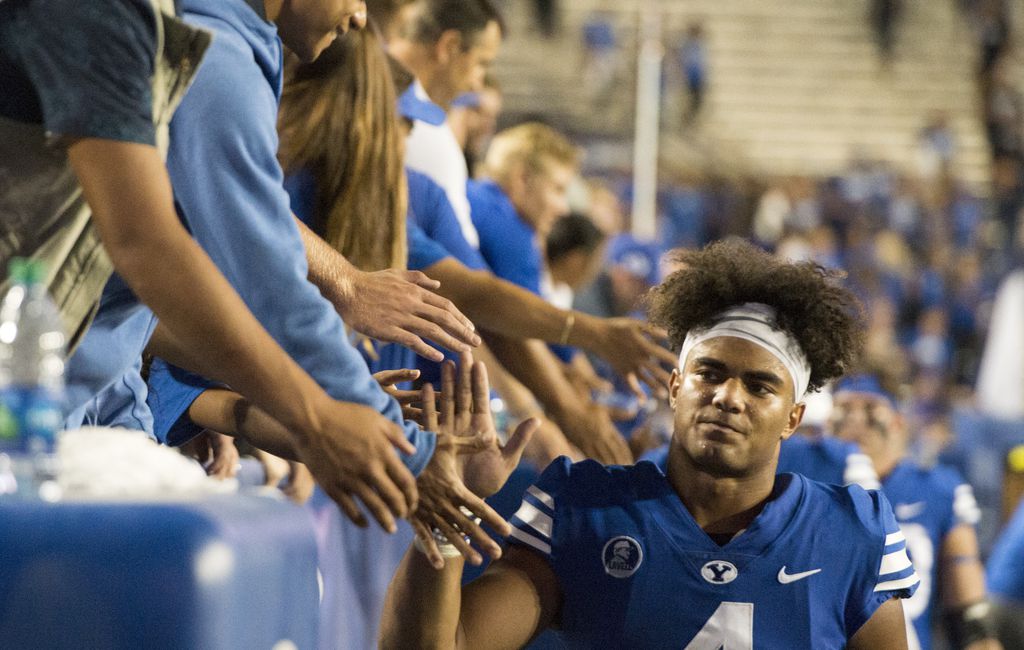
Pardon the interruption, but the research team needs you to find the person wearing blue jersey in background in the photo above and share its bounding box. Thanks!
[382,240,918,649]
[831,373,1000,650]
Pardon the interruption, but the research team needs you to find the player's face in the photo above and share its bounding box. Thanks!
[669,337,804,478]
[442,21,502,105]
[276,0,368,62]
[830,393,898,461]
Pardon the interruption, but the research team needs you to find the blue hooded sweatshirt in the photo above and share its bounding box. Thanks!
[65,0,435,475]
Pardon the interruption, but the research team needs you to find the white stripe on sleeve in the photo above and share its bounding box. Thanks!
[885,531,905,546]
[879,548,914,575]
[527,485,554,510]
[513,500,553,539]
[874,573,920,593]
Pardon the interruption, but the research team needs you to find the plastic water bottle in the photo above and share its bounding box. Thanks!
[0,259,66,501]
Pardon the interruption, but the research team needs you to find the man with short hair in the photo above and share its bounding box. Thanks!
[382,240,918,649]
[388,0,504,248]
[831,374,1000,650]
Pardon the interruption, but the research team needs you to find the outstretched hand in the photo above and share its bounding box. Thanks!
[335,268,481,362]
[373,368,428,424]
[411,352,537,569]
[593,318,675,400]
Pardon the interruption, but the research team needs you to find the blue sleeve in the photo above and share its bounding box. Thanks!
[469,183,543,293]
[147,358,213,446]
[847,488,920,636]
[0,0,157,144]
[163,28,433,475]
[284,168,318,228]
[408,171,488,271]
[407,221,451,272]
[507,456,573,560]
[548,343,577,364]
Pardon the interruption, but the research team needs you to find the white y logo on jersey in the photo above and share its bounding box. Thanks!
[701,560,738,584]
[777,566,822,584]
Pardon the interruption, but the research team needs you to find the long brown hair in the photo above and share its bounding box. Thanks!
[278,27,407,272]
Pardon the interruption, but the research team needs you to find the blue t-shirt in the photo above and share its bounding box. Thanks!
[469,179,542,294]
[63,273,158,430]
[408,169,486,271]
[882,461,981,650]
[0,0,158,145]
[147,358,215,446]
[508,458,919,647]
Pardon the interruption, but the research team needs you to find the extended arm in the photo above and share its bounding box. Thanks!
[485,332,633,464]
[296,218,480,361]
[424,257,674,395]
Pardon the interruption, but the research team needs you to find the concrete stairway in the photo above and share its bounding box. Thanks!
[493,0,995,190]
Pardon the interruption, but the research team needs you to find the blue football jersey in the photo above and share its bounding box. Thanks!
[776,435,880,490]
[882,461,981,650]
[508,458,918,649]
[640,436,880,490]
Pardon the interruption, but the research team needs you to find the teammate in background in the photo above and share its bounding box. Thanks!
[831,373,1000,650]
[382,240,917,649]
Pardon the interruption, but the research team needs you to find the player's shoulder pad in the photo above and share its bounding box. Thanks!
[540,457,670,508]
[802,477,897,543]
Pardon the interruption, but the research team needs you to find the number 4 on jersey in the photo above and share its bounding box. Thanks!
[684,602,754,650]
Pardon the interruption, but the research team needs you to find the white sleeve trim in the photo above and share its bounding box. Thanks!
[879,548,913,575]
[884,531,905,546]
[527,485,554,510]
[874,573,920,593]
[513,500,553,539]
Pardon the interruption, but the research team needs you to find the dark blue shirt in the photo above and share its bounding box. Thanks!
[0,0,158,145]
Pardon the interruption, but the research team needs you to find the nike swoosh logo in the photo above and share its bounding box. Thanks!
[894,502,925,520]
[777,566,822,584]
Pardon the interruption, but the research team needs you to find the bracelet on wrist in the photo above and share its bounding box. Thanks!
[558,312,576,346]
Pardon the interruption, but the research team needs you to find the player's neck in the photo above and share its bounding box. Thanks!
[670,464,776,537]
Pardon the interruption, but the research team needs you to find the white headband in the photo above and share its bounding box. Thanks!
[678,303,811,401]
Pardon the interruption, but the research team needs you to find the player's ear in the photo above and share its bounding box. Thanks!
[781,401,805,440]
[436,29,462,64]
[668,369,682,408]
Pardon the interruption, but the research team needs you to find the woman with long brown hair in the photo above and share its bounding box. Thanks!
[278,26,408,273]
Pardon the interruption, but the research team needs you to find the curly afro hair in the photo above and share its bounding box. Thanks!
[648,239,864,393]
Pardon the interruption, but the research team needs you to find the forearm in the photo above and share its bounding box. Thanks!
[483,334,584,421]
[295,217,357,307]
[472,343,543,420]
[187,389,301,461]
[380,546,466,650]
[428,259,604,348]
